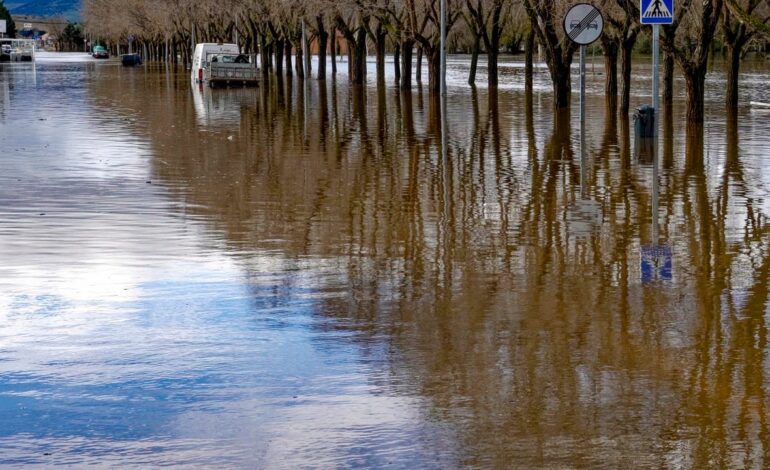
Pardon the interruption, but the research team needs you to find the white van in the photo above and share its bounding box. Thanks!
[191,43,258,87]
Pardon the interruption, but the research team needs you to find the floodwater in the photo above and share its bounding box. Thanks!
[1,53,770,468]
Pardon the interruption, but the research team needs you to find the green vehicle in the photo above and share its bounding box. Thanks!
[92,45,109,59]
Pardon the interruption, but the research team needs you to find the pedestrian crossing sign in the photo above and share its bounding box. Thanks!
[641,0,674,24]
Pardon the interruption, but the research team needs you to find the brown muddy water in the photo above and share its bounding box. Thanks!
[1,53,770,468]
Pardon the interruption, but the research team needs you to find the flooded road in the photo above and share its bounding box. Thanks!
[2,55,770,468]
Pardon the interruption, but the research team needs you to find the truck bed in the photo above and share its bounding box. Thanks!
[206,63,259,87]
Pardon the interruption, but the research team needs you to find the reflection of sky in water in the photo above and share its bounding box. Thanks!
[0,60,451,467]
[2,273,447,467]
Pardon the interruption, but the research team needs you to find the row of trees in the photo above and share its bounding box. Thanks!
[0,0,17,38]
[82,0,770,122]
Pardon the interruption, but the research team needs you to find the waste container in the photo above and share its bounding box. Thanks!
[121,53,142,67]
[634,105,656,139]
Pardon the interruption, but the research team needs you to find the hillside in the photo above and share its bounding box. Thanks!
[6,0,80,20]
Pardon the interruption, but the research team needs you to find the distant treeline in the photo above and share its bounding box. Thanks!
[82,0,770,122]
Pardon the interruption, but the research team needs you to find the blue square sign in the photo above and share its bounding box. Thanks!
[641,0,674,24]
[641,245,673,283]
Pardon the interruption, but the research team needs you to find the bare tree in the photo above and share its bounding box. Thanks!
[721,0,770,111]
[522,0,578,109]
[666,0,724,123]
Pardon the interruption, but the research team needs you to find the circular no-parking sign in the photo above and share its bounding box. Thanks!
[564,3,604,45]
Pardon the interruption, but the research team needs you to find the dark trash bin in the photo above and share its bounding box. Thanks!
[634,105,656,139]
[121,54,142,67]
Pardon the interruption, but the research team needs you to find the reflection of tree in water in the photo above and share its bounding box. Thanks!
[94,74,770,467]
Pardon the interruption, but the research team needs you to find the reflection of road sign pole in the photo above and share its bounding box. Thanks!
[565,4,603,202]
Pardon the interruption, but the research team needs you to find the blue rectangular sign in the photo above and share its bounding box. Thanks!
[641,0,674,24]
[641,245,673,283]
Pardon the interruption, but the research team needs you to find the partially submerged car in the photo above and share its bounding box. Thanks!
[92,45,109,59]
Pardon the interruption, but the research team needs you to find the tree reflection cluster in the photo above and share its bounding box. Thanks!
[104,72,770,466]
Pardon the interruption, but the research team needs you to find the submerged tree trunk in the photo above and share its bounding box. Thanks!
[295,42,304,79]
[602,39,619,114]
[260,34,269,77]
[285,42,293,77]
[427,47,440,93]
[393,38,401,85]
[620,40,634,115]
[487,49,499,89]
[684,68,706,124]
[525,29,534,93]
[374,25,386,82]
[400,39,413,90]
[416,46,423,82]
[317,16,328,81]
[552,70,571,109]
[469,33,480,86]
[725,44,741,111]
[352,27,367,85]
[275,38,284,76]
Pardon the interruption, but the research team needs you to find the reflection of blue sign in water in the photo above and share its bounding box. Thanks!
[641,0,674,24]
[641,245,673,283]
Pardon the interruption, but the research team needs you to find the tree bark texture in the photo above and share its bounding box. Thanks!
[400,39,413,90]
[469,34,480,86]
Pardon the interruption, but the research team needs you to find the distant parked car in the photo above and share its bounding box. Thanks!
[1,45,11,54]
[92,45,109,59]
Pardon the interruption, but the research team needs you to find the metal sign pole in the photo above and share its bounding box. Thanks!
[580,44,587,199]
[440,0,447,96]
[302,22,308,78]
[652,24,659,137]
[651,23,660,238]
[580,44,586,128]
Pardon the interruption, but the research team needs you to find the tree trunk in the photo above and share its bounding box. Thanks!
[525,29,534,93]
[427,47,440,94]
[330,28,337,74]
[549,64,571,109]
[469,34,480,86]
[296,43,305,79]
[351,27,367,85]
[275,38,284,75]
[602,39,619,114]
[400,39,413,90]
[416,45,423,82]
[725,44,741,111]
[487,49,499,89]
[684,68,706,124]
[620,40,634,115]
[260,34,269,77]
[303,29,311,75]
[285,42,293,77]
[317,19,328,81]
[663,49,673,109]
[394,38,401,85]
[375,26,386,82]
[487,8,503,89]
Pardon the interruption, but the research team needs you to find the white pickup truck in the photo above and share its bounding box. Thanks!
[192,43,258,87]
